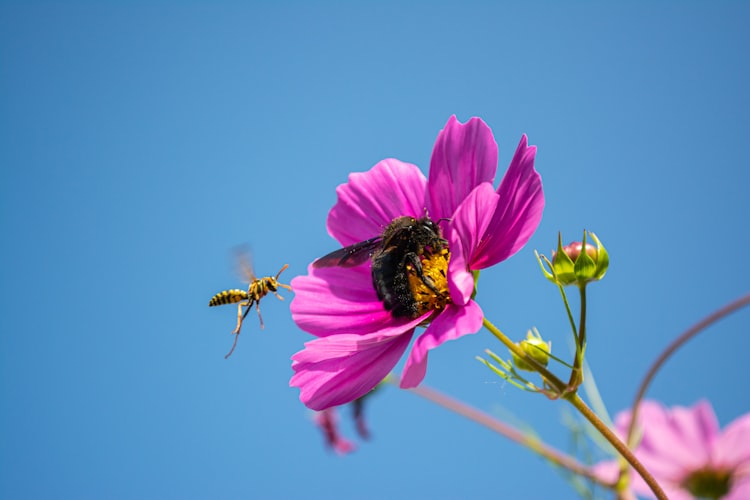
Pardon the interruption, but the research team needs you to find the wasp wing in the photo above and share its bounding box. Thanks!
[313,237,382,268]
[233,246,258,283]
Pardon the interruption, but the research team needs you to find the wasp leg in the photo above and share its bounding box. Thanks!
[271,283,292,301]
[404,252,440,294]
[253,298,265,330]
[225,299,251,359]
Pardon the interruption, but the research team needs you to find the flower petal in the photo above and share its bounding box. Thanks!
[327,159,427,246]
[472,134,544,269]
[447,183,499,305]
[712,410,750,467]
[291,329,416,410]
[291,265,422,337]
[640,401,717,471]
[726,476,750,500]
[400,301,484,388]
[426,116,498,220]
[613,401,719,483]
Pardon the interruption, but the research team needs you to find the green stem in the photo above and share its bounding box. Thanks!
[482,317,566,394]
[566,394,668,500]
[578,285,587,358]
[558,283,579,344]
[482,317,666,497]
[388,376,612,488]
[567,285,587,389]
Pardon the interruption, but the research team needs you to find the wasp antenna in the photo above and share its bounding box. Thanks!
[275,263,289,280]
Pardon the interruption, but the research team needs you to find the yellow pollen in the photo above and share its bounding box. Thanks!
[406,248,451,316]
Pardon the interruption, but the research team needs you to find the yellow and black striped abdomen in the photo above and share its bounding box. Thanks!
[209,289,249,307]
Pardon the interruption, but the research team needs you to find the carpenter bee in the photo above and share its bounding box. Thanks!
[313,216,450,318]
[209,256,292,359]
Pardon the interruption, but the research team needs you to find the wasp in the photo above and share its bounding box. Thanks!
[313,216,450,318]
[209,258,292,359]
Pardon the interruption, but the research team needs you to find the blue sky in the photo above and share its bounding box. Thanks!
[1,2,749,499]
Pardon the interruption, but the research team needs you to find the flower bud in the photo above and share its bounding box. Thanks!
[536,231,608,287]
[556,242,597,263]
[511,329,551,372]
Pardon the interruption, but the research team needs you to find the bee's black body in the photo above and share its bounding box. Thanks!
[313,216,447,318]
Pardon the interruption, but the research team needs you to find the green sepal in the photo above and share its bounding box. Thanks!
[573,231,597,283]
[534,250,555,281]
[553,232,577,286]
[589,232,609,280]
[470,269,480,300]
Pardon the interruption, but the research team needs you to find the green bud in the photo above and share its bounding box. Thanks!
[536,231,608,287]
[511,329,551,371]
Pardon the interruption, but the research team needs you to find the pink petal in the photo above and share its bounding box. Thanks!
[290,329,417,411]
[632,483,693,500]
[426,116,498,221]
[472,134,544,269]
[446,183,499,305]
[291,265,405,337]
[643,401,717,469]
[726,474,750,500]
[622,402,706,478]
[713,410,750,467]
[590,459,620,484]
[327,159,428,246]
[400,301,484,388]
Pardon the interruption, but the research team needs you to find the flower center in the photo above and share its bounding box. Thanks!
[681,467,732,499]
[406,247,451,317]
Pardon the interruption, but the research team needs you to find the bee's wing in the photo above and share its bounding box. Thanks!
[313,237,382,268]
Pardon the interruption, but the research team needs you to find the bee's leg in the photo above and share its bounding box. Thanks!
[405,252,440,294]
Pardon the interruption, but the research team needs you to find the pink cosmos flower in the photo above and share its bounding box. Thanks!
[290,115,544,411]
[595,400,750,499]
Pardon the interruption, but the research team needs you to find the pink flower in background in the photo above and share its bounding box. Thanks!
[315,408,355,455]
[290,115,544,411]
[595,400,750,499]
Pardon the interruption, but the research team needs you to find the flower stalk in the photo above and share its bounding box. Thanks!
[389,375,612,488]
[566,284,587,392]
[484,316,666,498]
[566,394,668,500]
